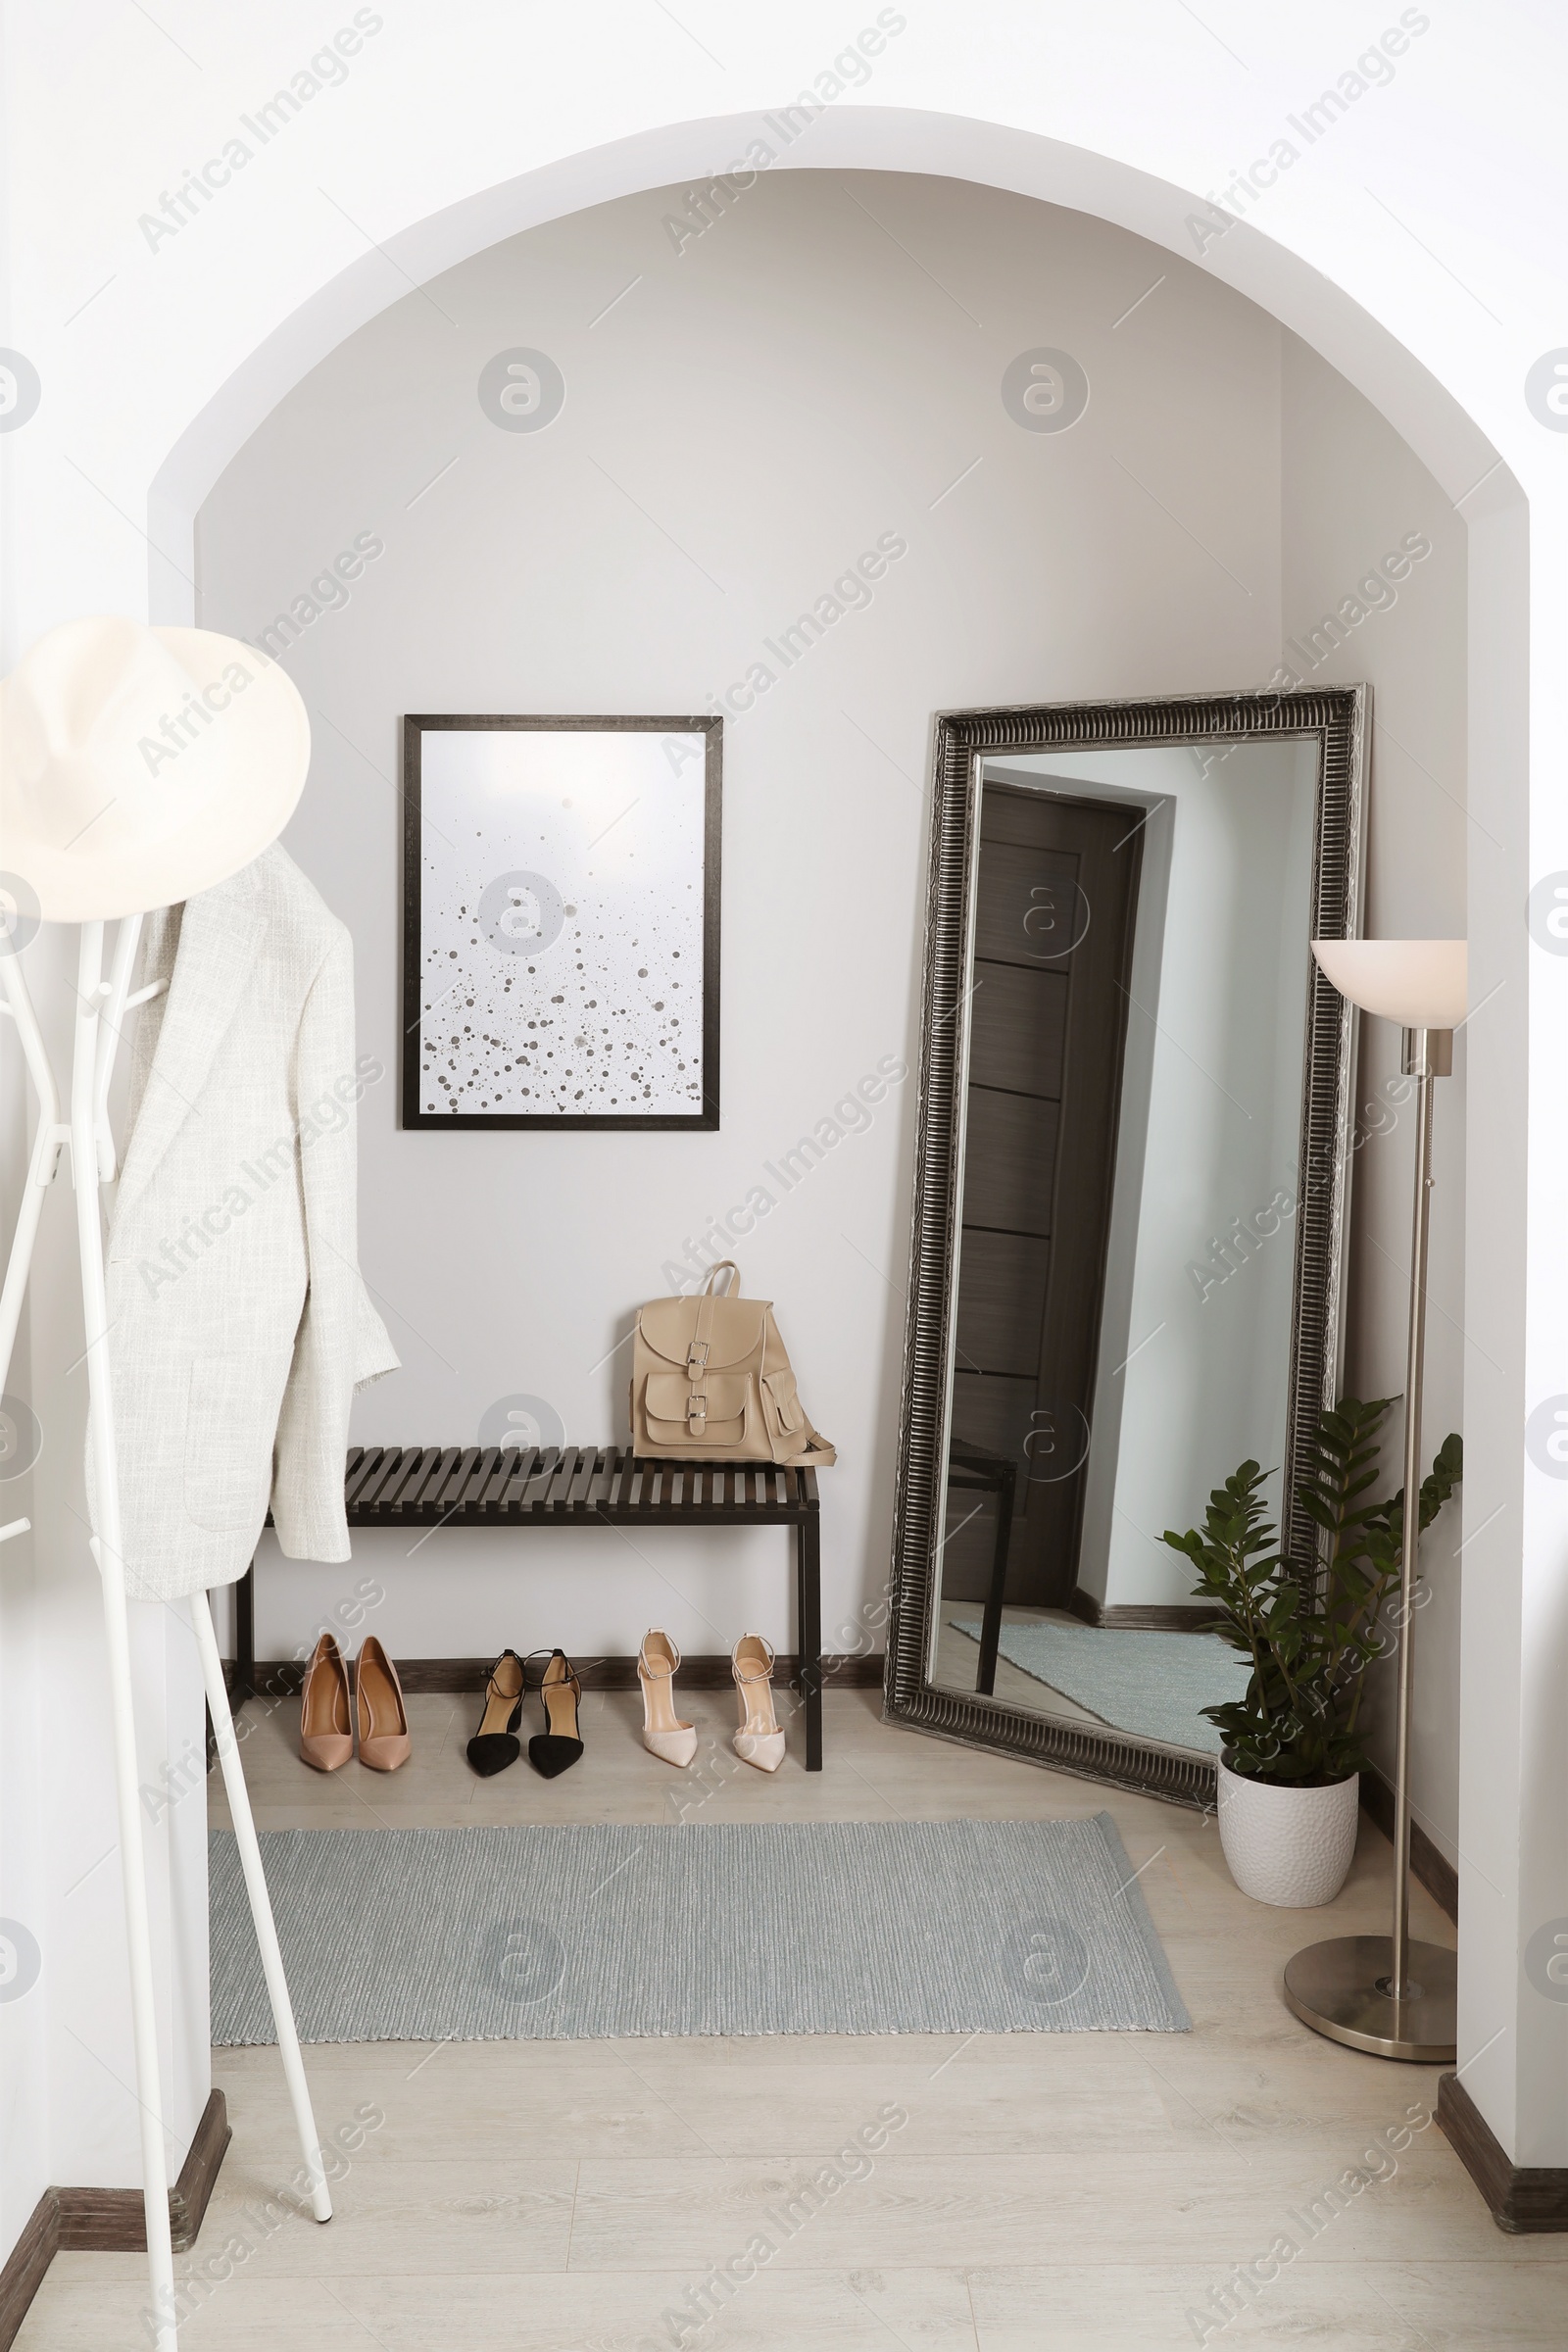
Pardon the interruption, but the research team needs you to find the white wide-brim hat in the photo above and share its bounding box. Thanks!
[0,615,310,922]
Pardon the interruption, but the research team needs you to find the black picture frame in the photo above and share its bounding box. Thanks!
[883,687,1368,1809]
[401,713,722,1131]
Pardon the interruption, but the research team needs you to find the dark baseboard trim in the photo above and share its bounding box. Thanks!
[232,1651,886,1696]
[1357,1770,1459,1927]
[1437,2073,1568,2232]
[0,2194,56,2352]
[0,2091,229,2346]
[58,2086,230,2253]
[1066,1589,1222,1633]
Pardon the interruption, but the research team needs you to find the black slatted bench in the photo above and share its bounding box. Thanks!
[232,1445,824,1768]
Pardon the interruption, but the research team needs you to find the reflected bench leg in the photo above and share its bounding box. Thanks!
[976,1469,1014,1697]
[796,1512,822,1771]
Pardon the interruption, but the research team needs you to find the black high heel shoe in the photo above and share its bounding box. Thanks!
[466,1648,526,1778]
[527,1648,583,1779]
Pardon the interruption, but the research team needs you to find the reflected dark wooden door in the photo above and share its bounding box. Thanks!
[945,785,1142,1610]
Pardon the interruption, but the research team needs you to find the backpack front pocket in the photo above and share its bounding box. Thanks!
[643,1370,749,1446]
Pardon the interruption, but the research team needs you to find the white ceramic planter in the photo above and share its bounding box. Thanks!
[1216,1759,1360,1907]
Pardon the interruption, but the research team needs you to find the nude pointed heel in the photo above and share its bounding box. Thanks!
[731,1634,785,1773]
[354,1637,411,1772]
[638,1630,697,1768]
[299,1632,354,1772]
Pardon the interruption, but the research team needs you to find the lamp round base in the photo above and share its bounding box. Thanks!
[1283,1936,1456,2061]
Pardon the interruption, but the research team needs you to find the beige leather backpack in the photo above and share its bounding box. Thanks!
[630,1262,836,1466]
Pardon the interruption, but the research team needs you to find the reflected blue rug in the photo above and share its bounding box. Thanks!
[210,1816,1189,2042]
[949,1616,1250,1755]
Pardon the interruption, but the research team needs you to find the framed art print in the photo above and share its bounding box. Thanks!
[402,714,721,1130]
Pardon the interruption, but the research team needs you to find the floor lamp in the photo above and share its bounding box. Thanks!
[1283,937,1466,2064]
[0,917,332,2349]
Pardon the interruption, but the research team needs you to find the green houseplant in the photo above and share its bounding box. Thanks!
[1161,1396,1461,1905]
[1163,1396,1462,1781]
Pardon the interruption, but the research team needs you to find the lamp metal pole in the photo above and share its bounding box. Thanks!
[1282,1021,1456,2062]
[1389,1024,1437,2001]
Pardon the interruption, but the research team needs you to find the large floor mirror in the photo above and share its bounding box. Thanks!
[885,690,1367,1804]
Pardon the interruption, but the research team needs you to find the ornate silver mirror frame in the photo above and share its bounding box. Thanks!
[883,688,1368,1808]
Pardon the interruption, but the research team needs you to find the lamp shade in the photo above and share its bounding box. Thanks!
[1310,939,1467,1028]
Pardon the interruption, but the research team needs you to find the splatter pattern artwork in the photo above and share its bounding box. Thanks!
[415,725,710,1121]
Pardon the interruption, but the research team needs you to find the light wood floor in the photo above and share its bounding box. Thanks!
[20,1685,1562,2349]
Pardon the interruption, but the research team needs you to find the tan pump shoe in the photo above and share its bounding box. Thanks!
[299,1632,353,1772]
[731,1634,785,1773]
[354,1638,411,1772]
[638,1630,697,1767]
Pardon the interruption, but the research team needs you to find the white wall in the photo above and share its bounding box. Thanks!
[1279,331,1470,1873]
[0,971,46,2256]
[195,171,1290,1674]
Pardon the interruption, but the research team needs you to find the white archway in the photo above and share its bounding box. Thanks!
[149,110,1513,615]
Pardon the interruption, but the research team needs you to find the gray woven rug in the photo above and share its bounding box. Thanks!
[210,1816,1188,2043]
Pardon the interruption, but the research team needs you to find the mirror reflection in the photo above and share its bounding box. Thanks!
[928,737,1320,1757]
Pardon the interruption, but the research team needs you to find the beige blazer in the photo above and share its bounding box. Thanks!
[92,846,399,1601]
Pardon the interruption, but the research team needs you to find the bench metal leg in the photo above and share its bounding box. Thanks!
[234,1562,256,1705]
[796,1513,822,1771]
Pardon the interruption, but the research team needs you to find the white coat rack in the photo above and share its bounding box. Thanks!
[0,915,330,2351]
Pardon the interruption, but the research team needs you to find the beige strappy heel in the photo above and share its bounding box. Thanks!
[731,1634,785,1773]
[638,1630,697,1767]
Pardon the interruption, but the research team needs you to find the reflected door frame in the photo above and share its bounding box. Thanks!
[945,785,1144,1616]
